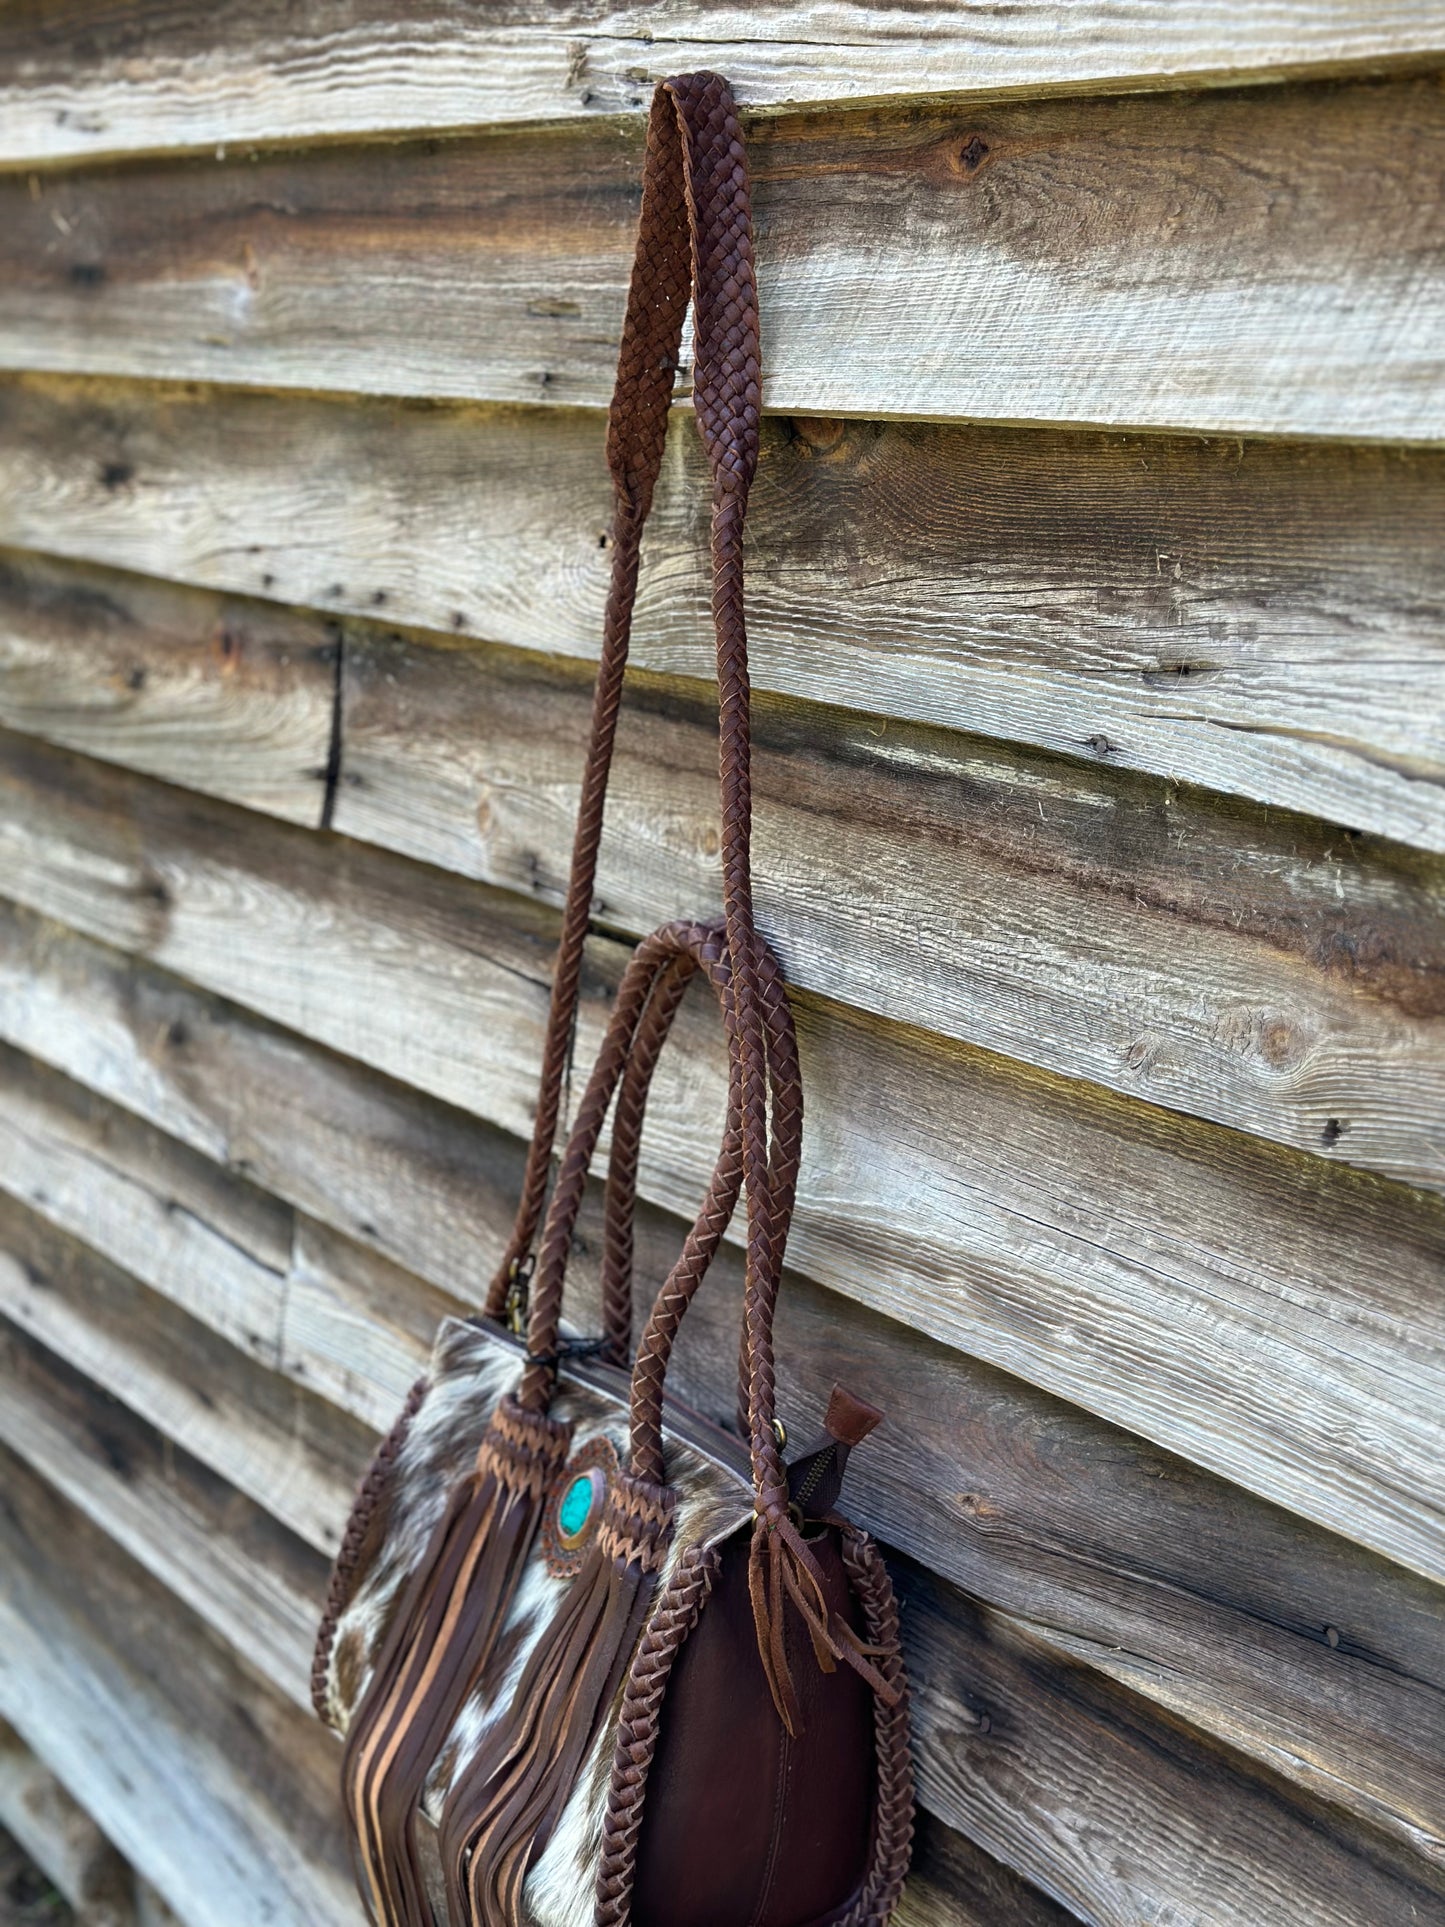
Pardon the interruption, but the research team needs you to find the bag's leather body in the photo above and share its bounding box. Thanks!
[314,1321,748,1922]
[315,1321,891,1926]
[627,1531,876,1927]
[312,69,914,1927]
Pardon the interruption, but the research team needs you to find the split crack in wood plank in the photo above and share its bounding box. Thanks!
[1,541,1443,1198]
[2,392,1441,853]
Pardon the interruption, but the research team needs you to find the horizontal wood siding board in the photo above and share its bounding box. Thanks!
[0,1179,371,1558]
[0,547,337,824]
[5,545,1444,1179]
[0,1321,325,1716]
[0,897,531,1291]
[0,1440,360,1927]
[4,914,1445,1870]
[3,383,1442,853]
[1,75,1444,438]
[0,734,1442,1582]
[336,623,1445,1191]
[0,1037,295,1365]
[895,1559,1445,1926]
[4,0,1445,166]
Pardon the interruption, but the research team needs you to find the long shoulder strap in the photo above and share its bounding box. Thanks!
[495,77,865,1733]
[485,72,763,1327]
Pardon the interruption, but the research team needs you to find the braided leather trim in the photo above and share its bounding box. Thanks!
[839,1527,916,1925]
[311,1371,430,1724]
[594,1543,723,1925]
[597,1470,677,1575]
[475,1393,573,1501]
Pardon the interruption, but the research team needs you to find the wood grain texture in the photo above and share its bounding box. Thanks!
[5,550,1442,1182]
[0,547,336,825]
[3,910,1445,1870]
[0,1324,325,1714]
[338,623,1445,1188]
[0,1039,293,1365]
[4,0,1444,166]
[0,1183,371,1558]
[895,1559,1445,1927]
[0,734,1442,1584]
[0,896,531,1295]
[3,380,1442,850]
[0,1722,136,1927]
[2,73,1444,438]
[896,1814,1073,1927]
[0,1440,360,1927]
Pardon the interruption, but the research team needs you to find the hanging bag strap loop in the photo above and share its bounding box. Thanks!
[486,73,763,1340]
[491,71,844,1729]
[514,916,799,1428]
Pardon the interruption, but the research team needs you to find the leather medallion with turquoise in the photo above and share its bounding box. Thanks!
[540,1434,621,1579]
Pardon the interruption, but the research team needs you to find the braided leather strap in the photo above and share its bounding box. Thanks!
[624,937,800,1489]
[311,1371,430,1723]
[517,920,739,1412]
[593,1543,724,1926]
[494,65,829,1733]
[599,953,697,1362]
[485,66,752,1322]
[483,509,646,1320]
[839,1527,916,1926]
[601,922,803,1394]
[485,74,781,1433]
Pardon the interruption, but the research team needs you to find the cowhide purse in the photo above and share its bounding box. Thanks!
[311,72,915,1926]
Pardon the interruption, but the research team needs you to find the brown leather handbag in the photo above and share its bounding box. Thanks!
[311,72,914,1926]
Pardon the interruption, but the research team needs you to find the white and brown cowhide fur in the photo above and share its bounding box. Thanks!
[322,1317,751,1927]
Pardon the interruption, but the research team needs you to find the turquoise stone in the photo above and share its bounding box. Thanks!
[558,1472,597,1541]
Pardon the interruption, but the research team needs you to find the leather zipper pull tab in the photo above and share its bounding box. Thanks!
[824,1383,884,1446]
[787,1384,885,1522]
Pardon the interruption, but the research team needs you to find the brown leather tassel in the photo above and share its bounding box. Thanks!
[342,1395,570,1926]
[439,1472,674,1925]
[747,1513,903,1739]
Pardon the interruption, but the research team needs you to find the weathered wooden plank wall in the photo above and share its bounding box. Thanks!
[2,75,1444,437]
[1,7,1442,1923]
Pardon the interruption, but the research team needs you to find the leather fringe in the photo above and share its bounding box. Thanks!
[341,1396,570,1926]
[439,1474,675,1925]
[748,1515,903,1737]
